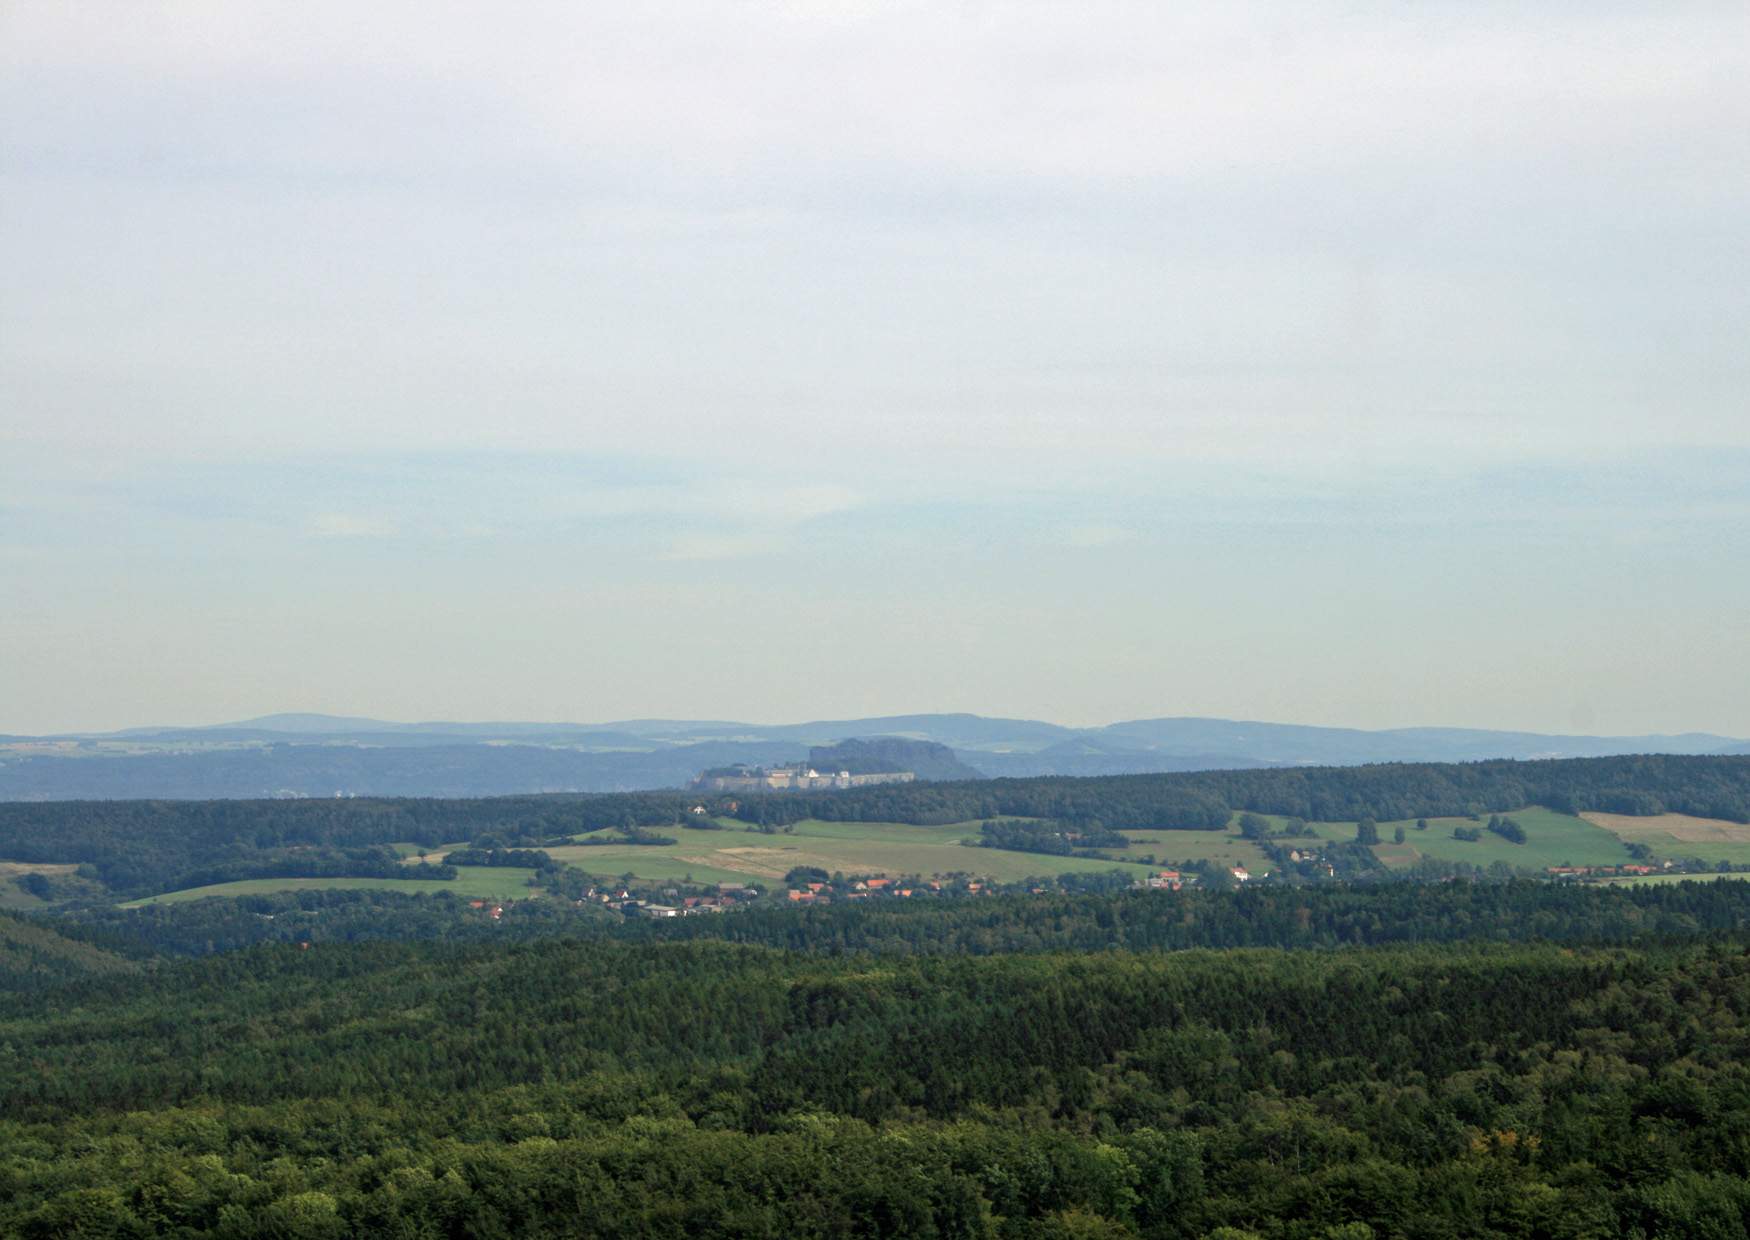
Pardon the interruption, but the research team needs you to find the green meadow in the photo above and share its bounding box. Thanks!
[1599,872,1750,887]
[546,818,1162,885]
[1302,807,1637,871]
[1625,842,1750,868]
[124,867,541,907]
[0,879,50,912]
[1111,829,1273,873]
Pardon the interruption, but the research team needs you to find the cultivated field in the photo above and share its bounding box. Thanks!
[1581,811,1750,867]
[124,867,541,907]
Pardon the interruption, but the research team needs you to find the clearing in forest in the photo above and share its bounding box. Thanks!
[122,867,542,907]
[1304,807,1634,870]
[544,818,1163,885]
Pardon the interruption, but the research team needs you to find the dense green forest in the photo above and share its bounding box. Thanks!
[0,914,137,992]
[732,754,1750,828]
[6,761,1750,1234]
[31,877,1750,961]
[7,908,1750,1237]
[5,754,1746,900]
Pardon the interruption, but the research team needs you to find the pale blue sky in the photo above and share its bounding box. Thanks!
[3,2,1747,735]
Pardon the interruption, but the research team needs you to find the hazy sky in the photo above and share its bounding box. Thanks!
[4,2,1748,736]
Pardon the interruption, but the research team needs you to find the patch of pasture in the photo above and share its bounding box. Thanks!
[399,846,465,866]
[0,877,52,911]
[1113,830,1273,874]
[547,818,1156,885]
[1595,872,1750,887]
[1368,807,1633,870]
[542,846,770,887]
[779,818,986,845]
[123,867,541,907]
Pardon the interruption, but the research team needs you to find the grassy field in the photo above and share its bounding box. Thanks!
[543,819,1163,885]
[1111,830,1273,874]
[124,867,541,907]
[1297,807,1635,871]
[0,878,50,912]
[0,863,81,911]
[395,818,1219,886]
[1596,872,1750,888]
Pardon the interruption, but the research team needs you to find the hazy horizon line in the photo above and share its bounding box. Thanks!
[10,708,1744,745]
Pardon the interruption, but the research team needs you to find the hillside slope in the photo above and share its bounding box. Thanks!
[0,913,137,992]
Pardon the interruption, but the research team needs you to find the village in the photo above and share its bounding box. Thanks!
[449,836,1734,929]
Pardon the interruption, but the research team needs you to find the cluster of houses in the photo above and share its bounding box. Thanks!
[1282,847,1336,878]
[786,875,943,905]
[588,881,763,918]
[1142,866,1255,891]
[1547,863,1662,881]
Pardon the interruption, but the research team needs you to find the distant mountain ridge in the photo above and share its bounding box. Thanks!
[808,738,983,781]
[1,711,1743,801]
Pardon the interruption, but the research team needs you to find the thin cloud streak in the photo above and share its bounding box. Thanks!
[2,2,1747,732]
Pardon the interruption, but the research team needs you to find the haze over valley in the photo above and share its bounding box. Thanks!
[4,710,1746,800]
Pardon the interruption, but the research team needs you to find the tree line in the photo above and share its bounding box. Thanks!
[26,876,1750,964]
[2,753,1746,899]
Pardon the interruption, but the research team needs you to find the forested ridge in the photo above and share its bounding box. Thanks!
[616,878,1750,956]
[34,878,1750,962]
[737,753,1750,828]
[5,753,1747,899]
[7,924,1750,1237]
[0,913,137,993]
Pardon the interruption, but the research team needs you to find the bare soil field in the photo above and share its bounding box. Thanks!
[0,862,76,878]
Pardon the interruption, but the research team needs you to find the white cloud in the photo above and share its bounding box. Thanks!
[4,1,1749,732]
[5,1,1747,477]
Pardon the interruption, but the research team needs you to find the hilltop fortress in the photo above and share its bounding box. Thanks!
[691,763,916,793]
[690,736,979,792]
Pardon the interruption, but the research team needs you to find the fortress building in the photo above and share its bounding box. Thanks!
[691,763,916,793]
